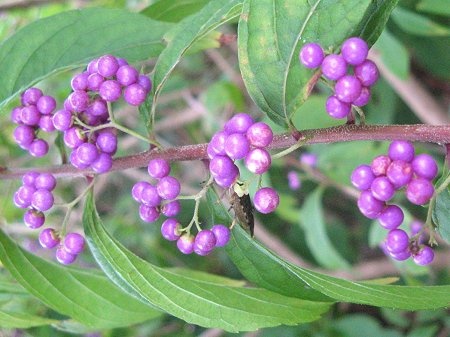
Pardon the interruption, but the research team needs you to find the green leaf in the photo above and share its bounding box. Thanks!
[227,225,450,310]
[291,95,341,130]
[299,188,350,270]
[83,191,330,332]
[141,0,210,22]
[0,310,58,329]
[0,8,172,109]
[0,229,161,329]
[238,0,396,127]
[391,7,450,36]
[417,0,450,16]
[432,181,450,243]
[374,29,410,79]
[151,0,243,116]
[334,314,402,337]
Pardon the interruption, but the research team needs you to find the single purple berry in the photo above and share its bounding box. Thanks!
[140,184,162,207]
[15,185,36,207]
[334,75,362,103]
[211,224,231,247]
[97,54,119,78]
[87,58,99,74]
[388,141,415,163]
[131,181,150,203]
[161,200,181,217]
[36,95,56,115]
[96,130,117,154]
[161,218,181,241]
[351,164,375,190]
[411,154,438,180]
[35,173,56,191]
[31,189,54,212]
[370,176,395,201]
[246,122,273,148]
[11,107,23,124]
[207,131,228,159]
[87,98,108,118]
[325,95,351,119]
[287,170,301,190]
[386,160,413,188]
[299,153,318,168]
[352,86,371,107]
[13,191,30,208]
[341,37,369,66]
[67,90,90,112]
[91,153,113,174]
[117,57,128,67]
[20,105,41,126]
[385,229,409,254]
[87,73,105,91]
[406,178,434,205]
[209,155,236,178]
[24,209,45,229]
[138,75,152,93]
[389,249,411,261]
[28,139,49,157]
[214,169,239,188]
[39,115,56,132]
[63,232,85,255]
[139,204,160,222]
[52,109,73,131]
[56,246,77,265]
[63,127,86,149]
[321,54,347,80]
[99,80,122,102]
[244,148,271,174]
[22,171,40,186]
[76,142,99,165]
[299,42,325,68]
[224,113,254,134]
[354,59,379,86]
[116,65,139,86]
[71,72,89,91]
[39,228,60,249]
[225,133,251,160]
[148,158,171,179]
[123,83,147,106]
[371,155,391,176]
[13,125,35,147]
[357,190,385,219]
[176,234,195,254]
[69,151,89,169]
[157,176,181,200]
[194,230,217,256]
[254,187,280,214]
[378,204,404,230]
[21,87,43,106]
[413,246,434,266]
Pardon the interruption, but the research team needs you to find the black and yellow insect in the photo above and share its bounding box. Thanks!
[229,182,254,237]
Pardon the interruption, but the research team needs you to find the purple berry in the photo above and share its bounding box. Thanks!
[13,125,35,147]
[244,148,271,174]
[211,224,231,247]
[287,170,301,190]
[299,153,318,168]
[64,127,86,149]
[389,249,411,261]
[13,191,30,208]
[214,169,239,188]
[63,232,85,255]
[406,178,434,205]
[69,151,89,169]
[76,142,99,165]
[99,80,122,102]
[299,43,324,68]
[161,218,181,241]
[39,228,60,249]
[15,185,36,207]
[161,200,181,217]
[20,105,41,126]
[224,113,254,134]
[36,95,56,115]
[97,54,119,78]
[378,204,404,230]
[410,220,423,236]
[176,234,195,254]
[140,184,162,207]
[67,90,90,112]
[371,155,391,176]
[87,98,108,118]
[351,164,375,190]
[386,160,413,188]
[341,37,368,66]
[123,83,147,106]
[35,173,56,191]
[52,109,73,131]
[254,187,280,214]
[117,57,128,67]
[194,230,217,255]
[138,75,152,93]
[148,158,171,179]
[71,72,89,91]
[91,153,113,173]
[139,204,160,222]
[87,58,99,74]
[225,133,250,160]
[39,115,56,132]
[31,189,54,212]
[357,190,385,219]
[87,73,105,91]
[354,59,379,86]
[385,229,409,254]
[334,75,362,103]
[11,107,22,124]
[28,139,49,157]
[411,154,438,180]
[321,54,347,80]
[246,122,273,148]
[56,246,77,265]
[21,87,43,106]
[207,131,228,159]
[413,246,434,266]
[325,95,351,119]
[24,209,46,229]
[209,155,236,177]
[370,176,395,201]
[96,130,117,154]
[156,176,181,200]
[352,86,371,107]
[116,65,139,86]
[22,171,40,186]
[388,141,415,163]
[131,181,150,202]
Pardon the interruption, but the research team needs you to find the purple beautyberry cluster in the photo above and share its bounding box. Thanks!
[11,87,57,157]
[132,158,181,224]
[299,37,379,119]
[351,140,438,265]
[41,230,85,265]
[55,55,151,174]
[207,113,279,214]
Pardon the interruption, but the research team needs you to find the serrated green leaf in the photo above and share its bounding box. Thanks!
[0,229,161,329]
[238,0,396,127]
[227,226,450,310]
[432,183,450,243]
[374,30,410,79]
[83,191,330,332]
[0,8,172,109]
[0,310,58,329]
[299,188,350,270]
[392,7,450,36]
[150,0,243,119]
[417,0,450,16]
[141,0,210,22]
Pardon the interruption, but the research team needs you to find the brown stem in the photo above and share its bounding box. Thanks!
[1,124,449,180]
